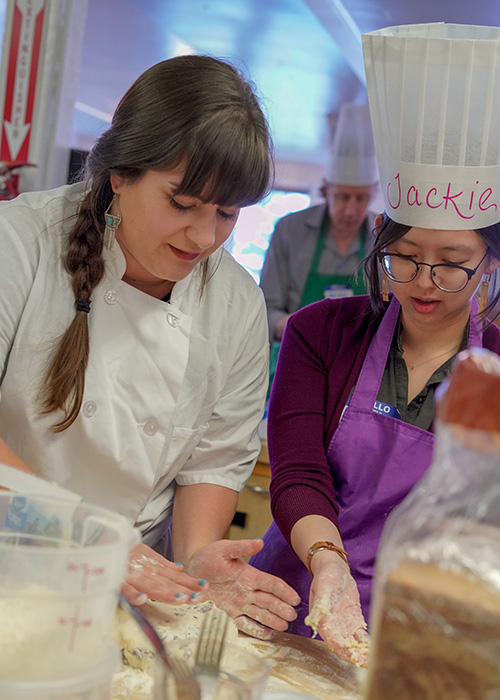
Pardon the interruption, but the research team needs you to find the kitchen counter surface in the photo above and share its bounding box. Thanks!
[238,631,363,700]
[112,601,364,700]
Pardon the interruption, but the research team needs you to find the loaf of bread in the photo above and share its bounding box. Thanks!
[363,557,500,699]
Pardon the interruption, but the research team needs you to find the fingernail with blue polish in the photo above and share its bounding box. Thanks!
[176,592,184,598]
[191,592,201,600]
[198,580,207,586]
[174,562,183,567]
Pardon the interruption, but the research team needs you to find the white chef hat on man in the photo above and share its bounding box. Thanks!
[325,103,380,187]
[362,23,500,230]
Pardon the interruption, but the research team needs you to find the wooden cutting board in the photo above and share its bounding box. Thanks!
[238,631,364,700]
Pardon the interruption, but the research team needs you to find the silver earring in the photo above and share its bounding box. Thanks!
[104,194,121,248]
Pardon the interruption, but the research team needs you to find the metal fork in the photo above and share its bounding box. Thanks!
[194,606,230,678]
[159,656,201,700]
[119,595,201,700]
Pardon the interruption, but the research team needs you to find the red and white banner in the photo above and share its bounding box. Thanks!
[0,0,45,164]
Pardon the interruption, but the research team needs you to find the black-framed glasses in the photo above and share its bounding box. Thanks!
[377,250,488,293]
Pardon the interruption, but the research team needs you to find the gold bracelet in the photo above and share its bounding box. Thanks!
[307,540,349,576]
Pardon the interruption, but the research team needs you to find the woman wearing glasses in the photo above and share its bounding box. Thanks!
[250,23,500,668]
[250,215,500,665]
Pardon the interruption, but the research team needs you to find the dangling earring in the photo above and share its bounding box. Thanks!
[382,276,389,302]
[478,274,490,314]
[104,194,121,248]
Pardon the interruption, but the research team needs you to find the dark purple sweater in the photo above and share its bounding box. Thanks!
[268,294,500,543]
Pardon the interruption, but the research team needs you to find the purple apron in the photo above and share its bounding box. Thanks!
[250,297,482,635]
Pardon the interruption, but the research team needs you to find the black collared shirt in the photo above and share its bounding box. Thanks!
[377,321,469,431]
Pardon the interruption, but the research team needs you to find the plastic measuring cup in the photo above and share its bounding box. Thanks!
[0,490,139,681]
[0,641,120,700]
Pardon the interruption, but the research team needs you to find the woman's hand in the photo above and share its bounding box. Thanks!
[306,558,369,668]
[185,538,301,640]
[121,542,209,606]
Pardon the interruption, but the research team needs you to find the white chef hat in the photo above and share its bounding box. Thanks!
[325,103,379,187]
[362,23,500,230]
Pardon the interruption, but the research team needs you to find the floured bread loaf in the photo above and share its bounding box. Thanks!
[364,558,500,699]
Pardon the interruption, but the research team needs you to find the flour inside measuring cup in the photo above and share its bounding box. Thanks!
[0,584,112,680]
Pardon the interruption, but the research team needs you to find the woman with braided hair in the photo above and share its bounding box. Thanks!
[0,55,300,639]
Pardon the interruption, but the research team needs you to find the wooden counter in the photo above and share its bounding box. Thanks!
[239,631,363,700]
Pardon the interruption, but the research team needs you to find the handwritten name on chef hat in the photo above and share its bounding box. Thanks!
[362,23,500,230]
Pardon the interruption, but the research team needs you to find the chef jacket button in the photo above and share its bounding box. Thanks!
[143,418,160,436]
[167,312,179,327]
[104,289,118,305]
[82,401,97,417]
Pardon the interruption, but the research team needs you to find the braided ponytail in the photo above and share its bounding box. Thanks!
[39,182,111,431]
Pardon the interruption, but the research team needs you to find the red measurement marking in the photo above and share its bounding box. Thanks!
[66,562,105,592]
[58,605,93,652]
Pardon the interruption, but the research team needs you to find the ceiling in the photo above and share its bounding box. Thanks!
[72,0,500,187]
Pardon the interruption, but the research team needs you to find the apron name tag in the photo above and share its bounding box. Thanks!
[323,284,354,299]
[342,396,401,420]
[373,400,401,419]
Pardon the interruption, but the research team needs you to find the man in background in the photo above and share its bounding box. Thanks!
[260,103,380,342]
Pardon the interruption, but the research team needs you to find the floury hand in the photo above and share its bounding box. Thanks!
[185,538,301,640]
[306,558,369,668]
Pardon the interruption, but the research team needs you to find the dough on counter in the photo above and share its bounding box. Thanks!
[114,599,238,670]
[112,600,238,700]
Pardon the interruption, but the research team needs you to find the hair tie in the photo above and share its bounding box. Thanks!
[75,299,91,313]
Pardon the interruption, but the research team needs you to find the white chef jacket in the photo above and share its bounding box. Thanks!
[0,183,269,544]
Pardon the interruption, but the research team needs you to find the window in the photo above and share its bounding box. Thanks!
[225,190,311,282]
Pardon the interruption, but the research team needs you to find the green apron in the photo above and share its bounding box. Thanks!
[268,215,368,395]
[300,212,367,306]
